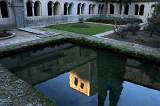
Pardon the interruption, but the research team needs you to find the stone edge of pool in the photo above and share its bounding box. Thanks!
[0,65,56,106]
[0,28,160,105]
[0,28,159,63]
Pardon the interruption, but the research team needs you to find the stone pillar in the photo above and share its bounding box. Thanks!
[67,4,69,15]
[0,7,2,18]
[32,2,35,16]
[52,3,55,16]
[13,0,25,27]
[80,5,82,15]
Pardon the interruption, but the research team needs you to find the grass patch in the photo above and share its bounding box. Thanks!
[46,23,113,35]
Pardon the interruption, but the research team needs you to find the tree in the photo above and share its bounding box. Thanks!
[147,3,160,37]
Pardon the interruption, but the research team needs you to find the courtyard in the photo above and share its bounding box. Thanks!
[45,22,113,35]
[0,0,160,106]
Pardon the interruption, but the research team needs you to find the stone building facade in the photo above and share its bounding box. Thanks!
[0,0,158,29]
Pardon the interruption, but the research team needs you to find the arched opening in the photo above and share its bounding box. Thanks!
[151,5,155,15]
[89,4,92,14]
[139,5,144,15]
[81,3,85,15]
[26,1,32,16]
[100,4,104,14]
[124,5,129,15]
[135,4,139,15]
[0,1,9,18]
[119,4,122,14]
[68,3,73,15]
[64,2,68,15]
[92,4,96,14]
[98,4,101,14]
[54,2,60,15]
[110,4,114,14]
[48,1,53,16]
[77,3,81,15]
[34,1,41,16]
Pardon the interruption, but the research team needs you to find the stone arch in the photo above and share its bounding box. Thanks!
[110,4,114,14]
[100,4,104,14]
[48,1,53,16]
[34,1,41,16]
[119,4,122,14]
[98,4,101,14]
[77,3,81,15]
[124,5,129,15]
[81,3,86,15]
[89,4,92,14]
[64,2,69,15]
[139,5,144,15]
[135,4,139,15]
[54,2,60,15]
[68,3,73,15]
[26,1,33,16]
[92,4,96,14]
[0,1,9,18]
[151,5,155,15]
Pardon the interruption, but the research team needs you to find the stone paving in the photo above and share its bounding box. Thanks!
[0,65,56,106]
[0,29,40,47]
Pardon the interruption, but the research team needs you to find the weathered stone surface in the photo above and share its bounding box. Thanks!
[0,28,160,63]
[0,65,56,106]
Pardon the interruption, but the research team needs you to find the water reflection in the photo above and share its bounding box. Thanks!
[0,44,160,106]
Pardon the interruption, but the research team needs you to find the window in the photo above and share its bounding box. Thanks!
[74,77,78,86]
[80,83,84,89]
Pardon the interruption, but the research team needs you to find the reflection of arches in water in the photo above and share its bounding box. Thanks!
[97,51,125,106]
[34,1,41,16]
[0,1,9,18]
[70,59,97,96]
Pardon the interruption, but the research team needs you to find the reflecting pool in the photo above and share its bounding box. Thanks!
[0,43,160,106]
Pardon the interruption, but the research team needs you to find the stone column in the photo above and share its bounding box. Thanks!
[67,4,69,15]
[52,3,55,16]
[0,7,2,18]
[32,2,35,16]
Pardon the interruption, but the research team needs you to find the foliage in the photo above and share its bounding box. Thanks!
[87,16,142,25]
[79,18,84,23]
[147,3,160,37]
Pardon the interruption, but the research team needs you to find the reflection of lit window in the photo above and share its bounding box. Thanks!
[74,77,78,86]
[80,83,84,89]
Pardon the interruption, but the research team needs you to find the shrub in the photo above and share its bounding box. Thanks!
[86,16,142,25]
[79,18,84,23]
[147,3,160,37]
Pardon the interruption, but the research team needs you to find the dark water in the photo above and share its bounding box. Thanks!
[0,43,160,106]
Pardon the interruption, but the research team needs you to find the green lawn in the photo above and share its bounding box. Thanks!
[46,23,113,35]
